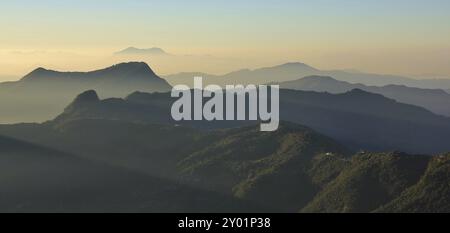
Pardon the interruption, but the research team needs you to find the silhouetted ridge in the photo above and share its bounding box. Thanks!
[343,88,390,100]
[95,61,157,77]
[302,75,336,82]
[115,47,168,55]
[21,62,161,81]
[64,90,100,113]
[346,88,373,95]
[22,67,59,80]
[0,62,172,122]
[277,75,450,116]
[31,67,49,74]
[278,62,317,70]
[73,90,100,103]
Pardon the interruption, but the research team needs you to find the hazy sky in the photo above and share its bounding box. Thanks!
[1,0,450,79]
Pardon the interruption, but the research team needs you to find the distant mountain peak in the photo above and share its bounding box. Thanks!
[124,61,149,67]
[16,62,172,98]
[22,67,57,79]
[282,62,308,66]
[105,61,157,75]
[113,61,148,67]
[301,75,339,82]
[21,61,160,81]
[115,47,168,56]
[33,67,48,73]
[276,62,318,70]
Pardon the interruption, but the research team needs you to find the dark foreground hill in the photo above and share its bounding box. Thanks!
[302,152,431,212]
[302,152,449,213]
[0,118,448,213]
[0,134,265,213]
[376,154,450,213]
[0,62,171,123]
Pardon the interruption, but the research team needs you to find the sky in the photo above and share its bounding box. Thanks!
[1,0,450,80]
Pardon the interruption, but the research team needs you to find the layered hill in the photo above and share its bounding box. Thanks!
[164,62,320,86]
[276,76,450,117]
[47,89,450,154]
[1,90,448,212]
[16,61,171,95]
[279,89,450,154]
[0,62,171,123]
[164,62,450,89]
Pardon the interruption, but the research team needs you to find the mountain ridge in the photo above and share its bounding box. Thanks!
[0,62,172,123]
[48,88,450,154]
[276,75,450,116]
[163,62,450,90]
[21,62,159,82]
[115,47,169,56]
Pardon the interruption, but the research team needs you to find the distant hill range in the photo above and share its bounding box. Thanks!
[2,61,450,124]
[164,62,450,89]
[274,75,450,117]
[46,89,450,154]
[115,47,169,56]
[0,62,171,123]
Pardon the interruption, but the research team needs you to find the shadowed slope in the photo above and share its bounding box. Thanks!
[0,134,266,213]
